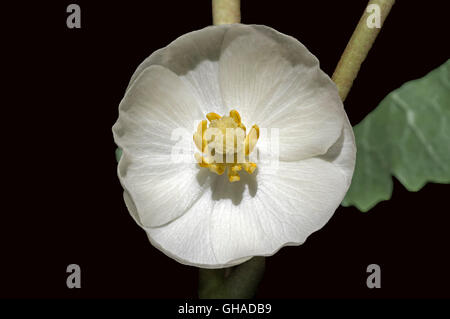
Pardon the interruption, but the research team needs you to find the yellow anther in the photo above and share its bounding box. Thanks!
[195,153,210,167]
[229,110,241,124]
[243,162,257,174]
[206,112,221,121]
[209,164,225,175]
[228,165,241,182]
[231,164,242,172]
[245,125,260,155]
[193,110,259,182]
[193,120,208,152]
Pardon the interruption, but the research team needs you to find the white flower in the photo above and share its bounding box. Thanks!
[112,24,356,269]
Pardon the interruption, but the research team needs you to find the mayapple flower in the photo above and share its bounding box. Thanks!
[112,24,356,269]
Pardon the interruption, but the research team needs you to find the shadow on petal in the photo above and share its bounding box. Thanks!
[196,167,259,206]
[213,169,258,205]
[196,166,214,186]
[318,127,345,163]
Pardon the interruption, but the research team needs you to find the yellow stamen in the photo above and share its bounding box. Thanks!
[193,120,207,152]
[209,164,225,175]
[242,162,257,174]
[230,109,247,132]
[245,124,259,155]
[227,163,242,182]
[229,109,241,124]
[206,112,221,121]
[193,110,259,182]
[195,153,211,167]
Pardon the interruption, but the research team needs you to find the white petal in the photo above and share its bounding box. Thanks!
[113,65,214,227]
[124,187,252,268]
[127,25,232,115]
[219,24,344,161]
[143,123,355,268]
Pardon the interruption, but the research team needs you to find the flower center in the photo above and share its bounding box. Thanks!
[193,110,259,182]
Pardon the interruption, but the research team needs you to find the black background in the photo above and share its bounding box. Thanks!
[3,0,449,299]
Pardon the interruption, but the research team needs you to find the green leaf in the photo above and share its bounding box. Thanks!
[115,147,122,163]
[343,60,450,212]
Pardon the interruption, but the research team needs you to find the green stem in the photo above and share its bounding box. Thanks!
[332,0,395,101]
[198,257,265,299]
[212,0,241,25]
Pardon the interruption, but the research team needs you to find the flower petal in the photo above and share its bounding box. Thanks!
[219,24,344,161]
[127,25,232,115]
[318,114,356,186]
[143,120,355,268]
[124,186,253,268]
[113,65,214,227]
